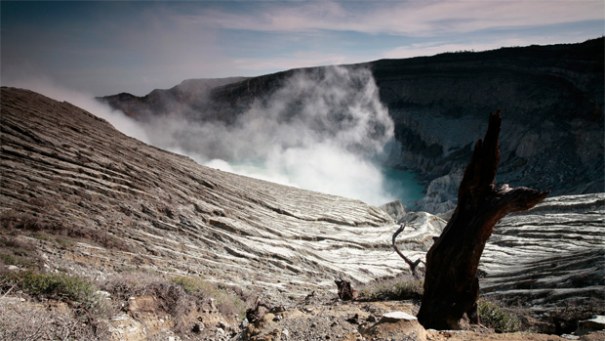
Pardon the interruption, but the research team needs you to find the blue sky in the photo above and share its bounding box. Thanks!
[2,1,603,96]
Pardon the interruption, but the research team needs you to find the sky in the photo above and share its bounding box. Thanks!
[1,1,603,97]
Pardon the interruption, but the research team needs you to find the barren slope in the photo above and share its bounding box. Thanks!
[482,194,605,333]
[0,87,406,301]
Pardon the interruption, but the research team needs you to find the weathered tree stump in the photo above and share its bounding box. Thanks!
[417,112,548,330]
[335,279,358,301]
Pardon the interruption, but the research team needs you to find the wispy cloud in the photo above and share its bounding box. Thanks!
[184,1,603,36]
[1,1,602,95]
[163,1,604,79]
[231,51,356,74]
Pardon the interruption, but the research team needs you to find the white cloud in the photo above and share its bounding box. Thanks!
[147,0,602,75]
[184,1,603,36]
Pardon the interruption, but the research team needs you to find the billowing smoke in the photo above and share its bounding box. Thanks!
[4,78,150,144]
[7,68,405,206]
[142,66,398,205]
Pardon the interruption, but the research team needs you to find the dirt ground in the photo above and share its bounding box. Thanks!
[242,298,604,341]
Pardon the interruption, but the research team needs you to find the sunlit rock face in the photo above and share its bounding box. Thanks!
[414,171,462,213]
[102,38,604,213]
[481,194,605,314]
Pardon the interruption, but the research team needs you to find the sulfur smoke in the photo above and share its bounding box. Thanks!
[7,68,401,206]
[142,66,398,205]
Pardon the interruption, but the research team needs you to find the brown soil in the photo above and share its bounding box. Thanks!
[242,298,603,341]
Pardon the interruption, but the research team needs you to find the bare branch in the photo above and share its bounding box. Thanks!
[1,284,16,299]
[392,223,424,278]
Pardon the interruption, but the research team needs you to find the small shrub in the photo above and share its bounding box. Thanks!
[172,275,213,296]
[0,254,17,266]
[172,275,246,319]
[144,281,188,315]
[0,235,38,268]
[359,275,423,301]
[216,291,247,320]
[101,273,247,337]
[18,271,96,306]
[101,271,159,302]
[549,299,605,335]
[0,235,35,251]
[477,298,522,332]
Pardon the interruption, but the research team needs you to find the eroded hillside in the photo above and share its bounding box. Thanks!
[0,87,405,300]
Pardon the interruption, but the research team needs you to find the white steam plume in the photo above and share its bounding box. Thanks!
[5,68,400,206]
[143,66,397,205]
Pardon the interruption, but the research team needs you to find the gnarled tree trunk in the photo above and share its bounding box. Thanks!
[417,112,547,330]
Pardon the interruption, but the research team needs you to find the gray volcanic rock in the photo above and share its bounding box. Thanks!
[101,38,604,213]
[415,170,463,213]
[379,200,406,222]
[481,193,605,333]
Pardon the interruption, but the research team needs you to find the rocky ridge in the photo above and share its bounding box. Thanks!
[1,87,603,339]
[102,77,246,120]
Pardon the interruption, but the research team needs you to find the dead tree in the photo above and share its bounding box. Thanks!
[392,223,424,278]
[417,112,547,330]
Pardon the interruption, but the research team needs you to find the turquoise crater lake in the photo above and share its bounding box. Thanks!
[382,167,425,209]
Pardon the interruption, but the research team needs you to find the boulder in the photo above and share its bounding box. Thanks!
[362,311,427,341]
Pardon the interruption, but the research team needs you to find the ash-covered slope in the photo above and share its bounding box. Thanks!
[1,87,603,326]
[102,38,604,212]
[483,194,605,332]
[0,87,403,302]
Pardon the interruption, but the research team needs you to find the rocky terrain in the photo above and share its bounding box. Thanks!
[1,87,603,340]
[101,38,604,212]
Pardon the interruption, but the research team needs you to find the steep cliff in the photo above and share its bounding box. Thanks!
[101,38,604,211]
[371,38,604,209]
